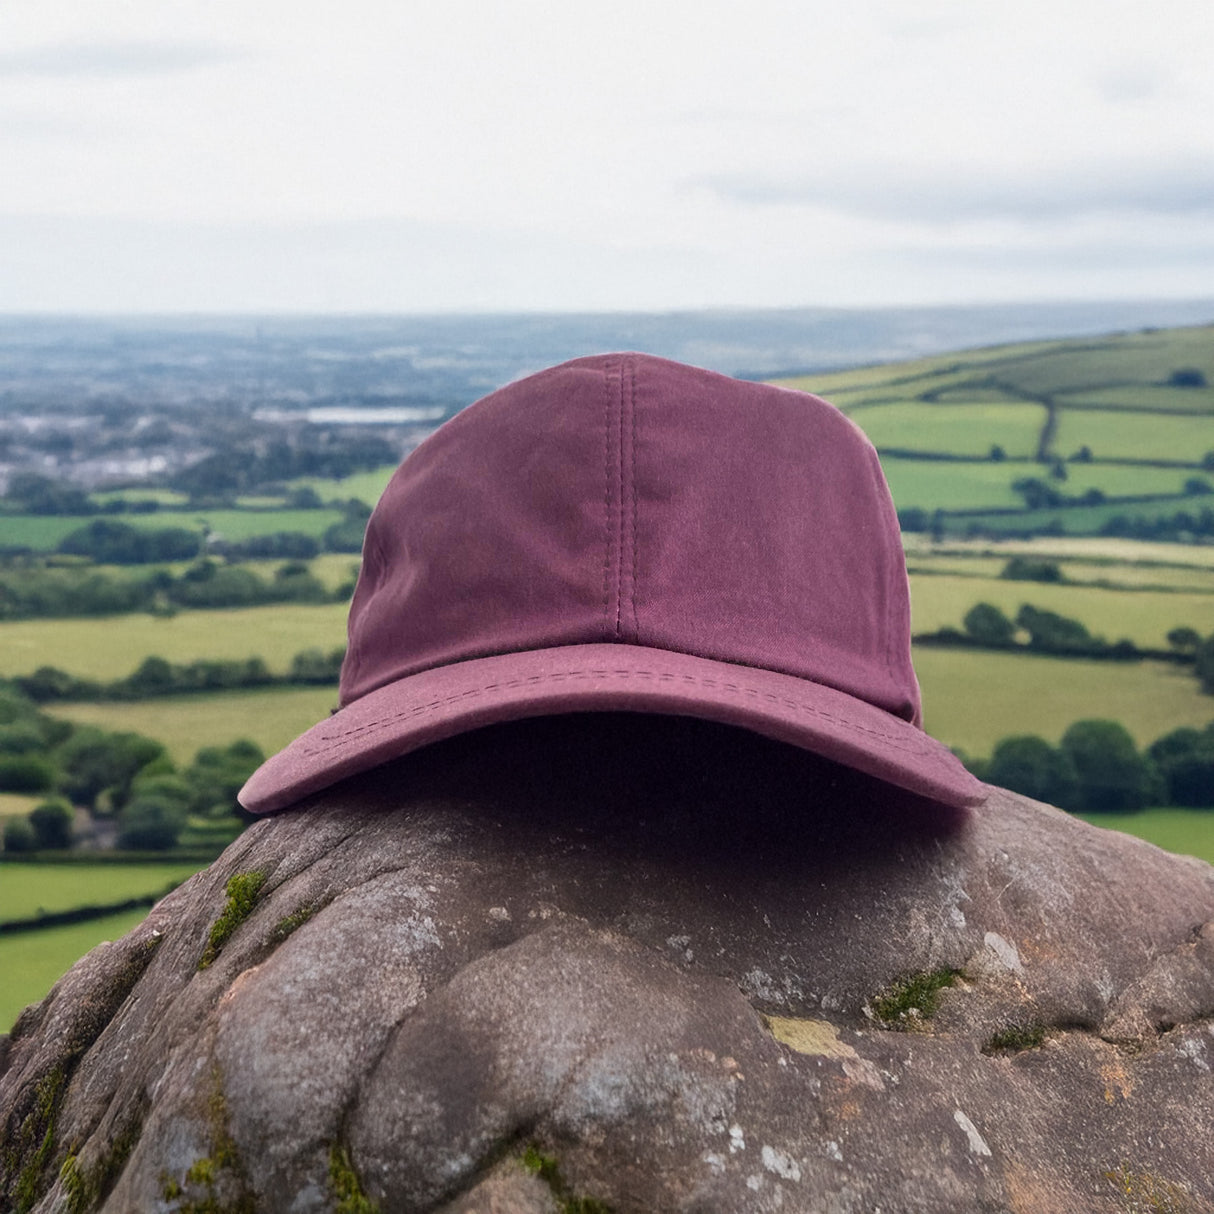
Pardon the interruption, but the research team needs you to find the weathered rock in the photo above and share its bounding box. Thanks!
[3,715,1214,1213]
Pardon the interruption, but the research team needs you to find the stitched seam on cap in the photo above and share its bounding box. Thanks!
[601,358,614,629]
[341,510,388,701]
[301,667,940,759]
[613,358,626,636]
[628,355,639,640]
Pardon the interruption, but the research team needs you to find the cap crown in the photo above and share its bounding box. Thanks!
[342,353,921,728]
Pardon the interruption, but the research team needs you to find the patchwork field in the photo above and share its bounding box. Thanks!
[880,460,1203,514]
[6,323,1214,1031]
[845,401,1046,458]
[776,323,1214,536]
[1051,411,1214,464]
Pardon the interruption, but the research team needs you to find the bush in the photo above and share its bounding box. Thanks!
[1169,368,1208,388]
[0,753,57,793]
[58,519,202,564]
[288,647,345,684]
[213,531,321,560]
[962,603,1017,648]
[1059,720,1161,811]
[5,472,94,515]
[985,736,1079,808]
[1197,635,1214,695]
[1148,726,1214,807]
[1000,557,1062,584]
[1167,626,1202,655]
[29,798,74,849]
[185,739,265,819]
[3,816,37,853]
[15,666,100,702]
[116,797,186,850]
[1016,605,1101,655]
[129,772,193,813]
[323,500,373,554]
[56,728,166,811]
[0,722,49,756]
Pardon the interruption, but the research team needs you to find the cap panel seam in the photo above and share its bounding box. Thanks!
[625,354,639,640]
[601,357,616,633]
[340,513,388,704]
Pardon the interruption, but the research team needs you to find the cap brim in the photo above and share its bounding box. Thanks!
[239,643,986,814]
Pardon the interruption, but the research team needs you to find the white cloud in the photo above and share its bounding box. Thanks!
[0,40,242,78]
[0,0,1210,310]
[695,157,1214,222]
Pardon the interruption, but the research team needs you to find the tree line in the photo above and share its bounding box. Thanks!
[919,598,1214,693]
[966,717,1214,812]
[0,553,361,621]
[13,645,345,704]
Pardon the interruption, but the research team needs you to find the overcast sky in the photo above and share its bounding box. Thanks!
[2,0,1212,313]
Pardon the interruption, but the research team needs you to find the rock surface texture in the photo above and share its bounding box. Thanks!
[3,716,1214,1214]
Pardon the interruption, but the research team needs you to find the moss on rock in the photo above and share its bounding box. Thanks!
[198,871,268,970]
[870,968,960,1027]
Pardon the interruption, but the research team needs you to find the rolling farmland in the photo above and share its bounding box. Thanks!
[4,317,1214,1029]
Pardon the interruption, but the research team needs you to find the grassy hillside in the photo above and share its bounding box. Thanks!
[774,323,1214,534]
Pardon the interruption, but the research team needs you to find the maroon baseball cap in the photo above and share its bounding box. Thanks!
[239,353,984,814]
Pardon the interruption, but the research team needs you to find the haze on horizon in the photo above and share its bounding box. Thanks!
[1,0,1211,315]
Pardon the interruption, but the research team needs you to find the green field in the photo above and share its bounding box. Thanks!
[1052,411,1214,464]
[0,601,348,680]
[904,535,1214,569]
[1077,808,1214,866]
[938,495,1214,538]
[845,402,1046,458]
[1,507,348,551]
[0,908,151,1030]
[916,649,1213,757]
[91,488,191,507]
[907,552,1214,593]
[290,464,396,507]
[1062,385,1214,413]
[0,861,203,922]
[241,553,361,591]
[908,577,1214,648]
[881,460,1026,512]
[48,685,340,764]
[881,459,1206,515]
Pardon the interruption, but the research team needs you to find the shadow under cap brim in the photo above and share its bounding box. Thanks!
[238,642,986,815]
